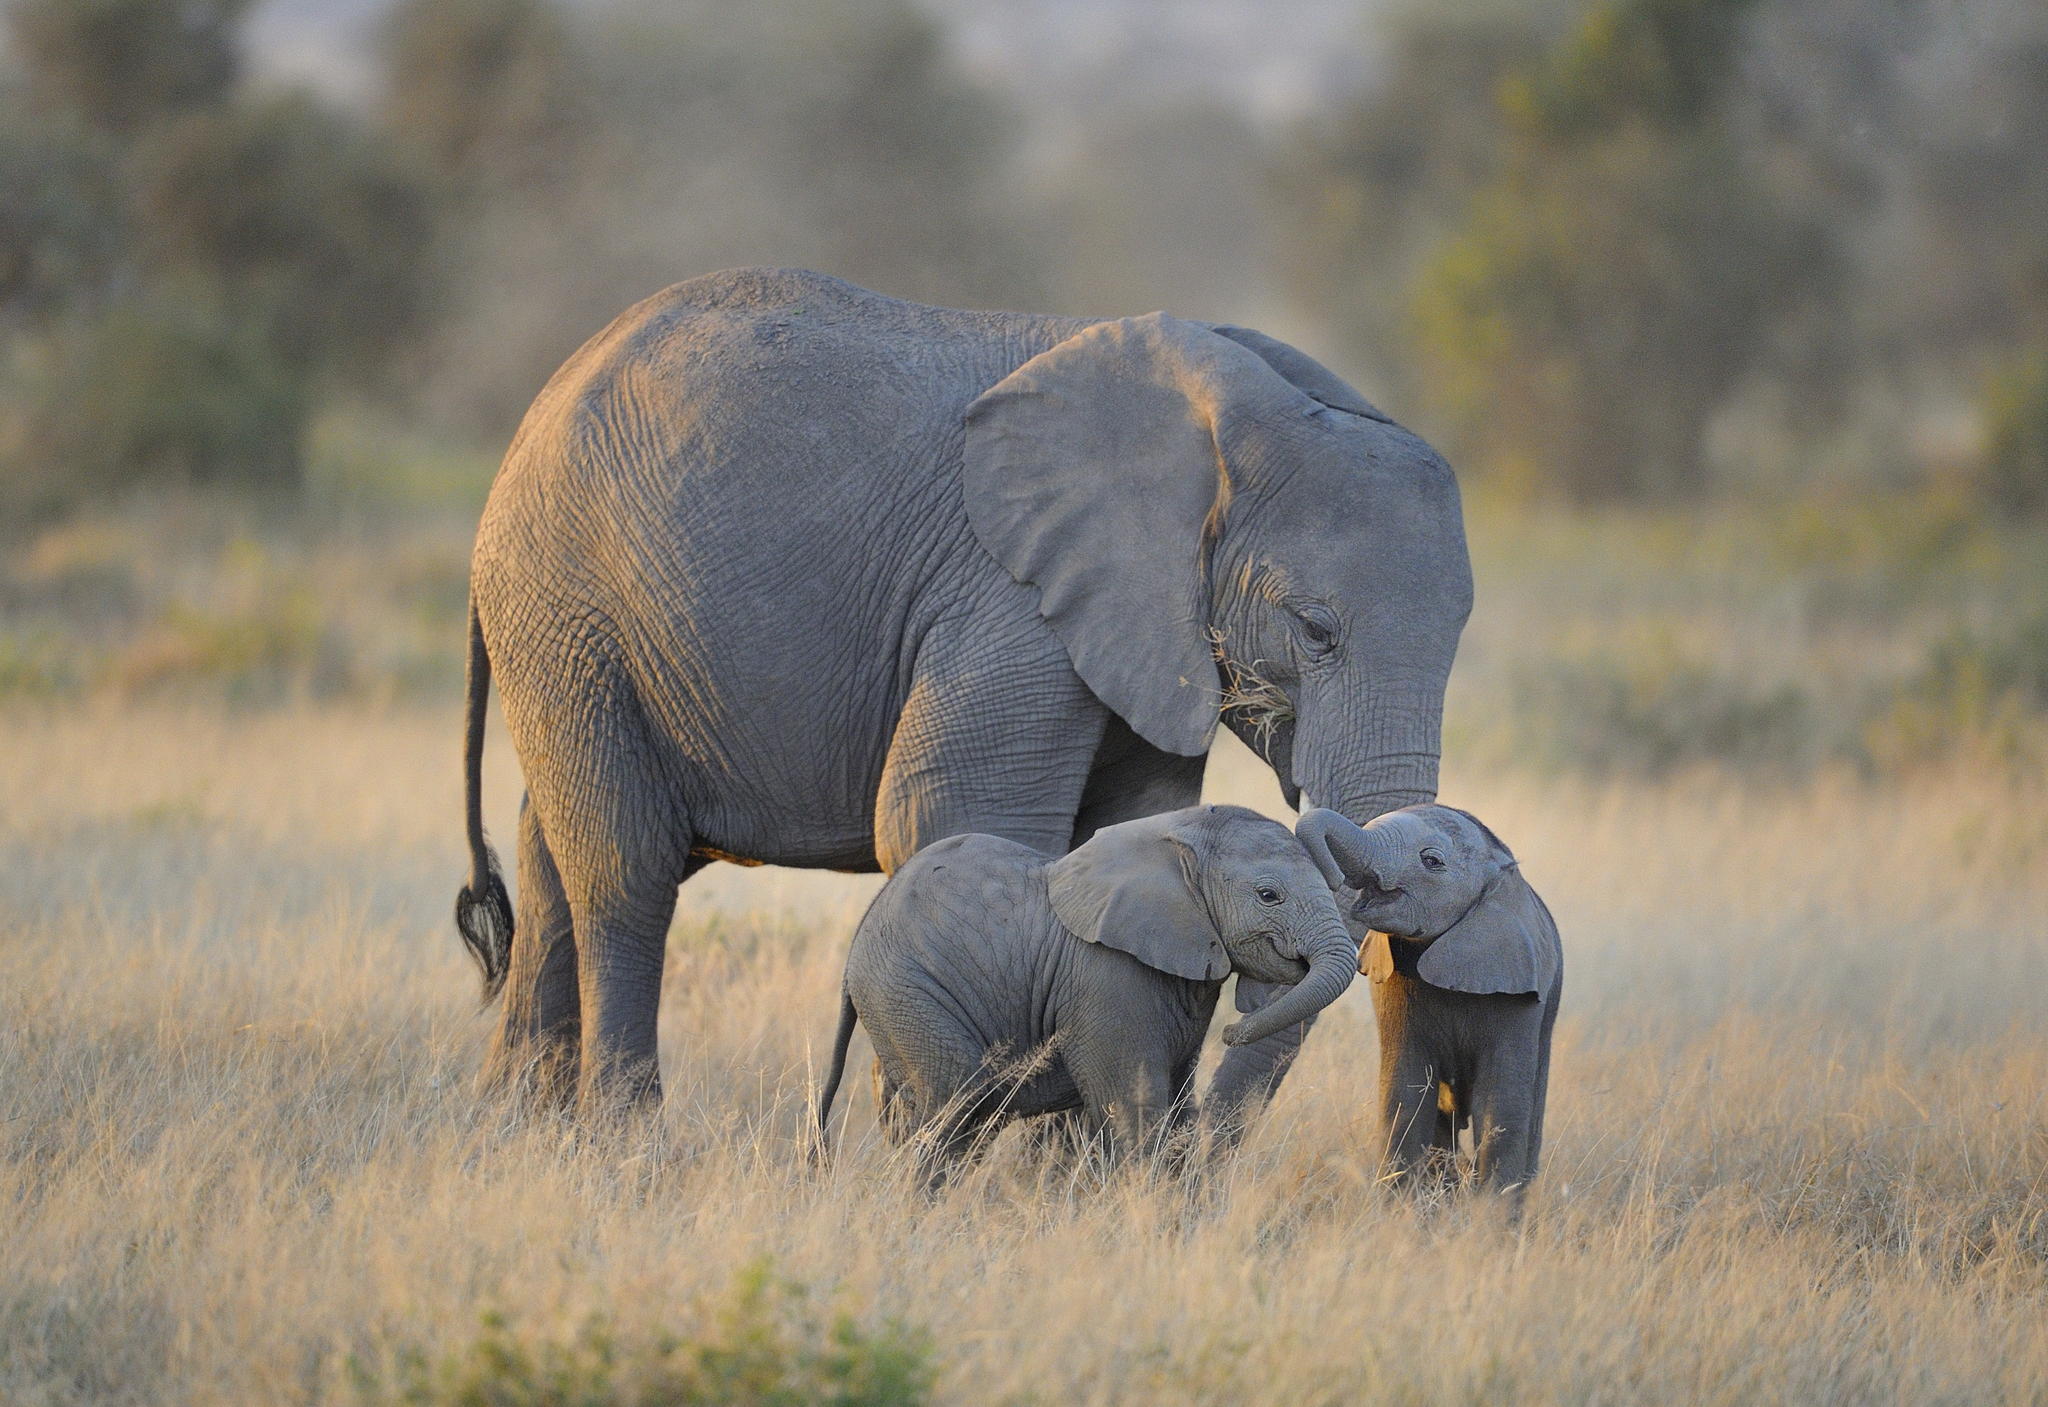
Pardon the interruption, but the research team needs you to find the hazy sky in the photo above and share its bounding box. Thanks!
[245,0,1387,129]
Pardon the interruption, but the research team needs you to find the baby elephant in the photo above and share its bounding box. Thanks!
[1296,805,1563,1201]
[816,805,1359,1177]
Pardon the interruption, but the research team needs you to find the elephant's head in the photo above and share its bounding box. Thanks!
[1294,806,1560,996]
[1045,806,1358,1044]
[964,315,1472,828]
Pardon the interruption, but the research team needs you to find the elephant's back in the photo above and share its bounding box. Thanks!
[496,268,1084,505]
[475,267,1082,658]
[857,834,1051,955]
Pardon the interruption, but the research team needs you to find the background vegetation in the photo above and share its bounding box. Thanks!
[2,0,2044,1401]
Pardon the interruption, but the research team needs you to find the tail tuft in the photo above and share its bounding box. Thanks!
[455,844,514,1004]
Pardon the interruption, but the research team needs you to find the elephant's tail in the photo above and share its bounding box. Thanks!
[814,989,859,1162]
[454,592,513,1004]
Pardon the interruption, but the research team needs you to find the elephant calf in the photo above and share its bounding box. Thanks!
[1297,805,1563,1202]
[816,805,1359,1179]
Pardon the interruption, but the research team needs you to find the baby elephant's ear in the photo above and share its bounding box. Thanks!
[1360,930,1397,985]
[1416,868,1561,997]
[1046,814,1230,982]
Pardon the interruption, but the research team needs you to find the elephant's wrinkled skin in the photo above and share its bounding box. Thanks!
[456,268,1472,1111]
[817,806,1358,1178]
[1296,807,1563,1203]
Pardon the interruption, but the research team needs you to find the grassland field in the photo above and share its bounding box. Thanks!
[3,454,2045,1403]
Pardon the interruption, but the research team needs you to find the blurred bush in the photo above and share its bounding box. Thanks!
[1979,352,2048,520]
[1863,610,2048,776]
[0,0,432,525]
[135,95,433,383]
[1512,630,1817,774]
[1505,622,2048,782]
[1283,0,2047,508]
[351,1263,935,1407]
[6,291,307,510]
[10,0,245,134]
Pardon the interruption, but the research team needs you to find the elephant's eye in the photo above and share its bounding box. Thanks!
[1294,604,1339,655]
[1420,848,1447,873]
[1254,884,1283,906]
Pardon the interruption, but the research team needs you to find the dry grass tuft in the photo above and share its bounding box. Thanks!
[1207,627,1295,756]
[3,706,2045,1403]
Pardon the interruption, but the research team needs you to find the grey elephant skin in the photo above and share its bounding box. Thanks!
[815,806,1358,1177]
[1296,806,1562,1203]
[454,267,1473,1110]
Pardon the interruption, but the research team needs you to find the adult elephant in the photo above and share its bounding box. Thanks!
[456,268,1472,1112]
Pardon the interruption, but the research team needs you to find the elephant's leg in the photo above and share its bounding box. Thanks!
[1527,981,1560,1177]
[514,697,689,1113]
[1099,1069,1180,1167]
[871,1060,912,1144]
[480,794,581,1107]
[909,1052,1011,1191]
[1068,1028,1181,1168]
[858,1007,1000,1186]
[567,874,681,1112]
[1468,1002,1551,1210]
[1203,982,1319,1137]
[1379,1054,1453,1190]
[917,1087,1010,1193]
[1375,984,1456,1191]
[873,611,1105,870]
[1067,714,1205,847]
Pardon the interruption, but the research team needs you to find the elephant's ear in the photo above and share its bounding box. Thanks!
[1046,812,1229,982]
[1360,930,1397,984]
[1199,323,1392,423]
[1416,868,1561,997]
[964,314,1292,757]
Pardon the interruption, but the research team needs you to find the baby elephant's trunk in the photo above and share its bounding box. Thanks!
[1223,921,1358,1047]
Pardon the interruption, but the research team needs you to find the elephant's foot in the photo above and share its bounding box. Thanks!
[574,1048,665,1124]
[477,1030,580,1114]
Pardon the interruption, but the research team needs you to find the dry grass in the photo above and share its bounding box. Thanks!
[4,701,2045,1404]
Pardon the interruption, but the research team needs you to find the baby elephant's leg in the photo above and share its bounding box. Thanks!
[872,1026,1009,1191]
[1379,1034,1458,1191]
[871,1059,911,1145]
[1068,1027,1184,1167]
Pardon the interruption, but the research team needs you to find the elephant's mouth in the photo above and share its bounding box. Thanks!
[1350,874,1403,916]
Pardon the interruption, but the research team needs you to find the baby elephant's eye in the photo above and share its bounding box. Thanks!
[1255,885,1283,906]
[1420,848,1447,873]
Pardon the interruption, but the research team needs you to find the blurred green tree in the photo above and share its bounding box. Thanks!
[6,288,307,511]
[0,0,431,519]
[785,2,1039,306]
[1411,0,1837,499]
[1981,353,2048,519]
[381,0,589,202]
[1285,0,1843,501]
[1277,3,1565,404]
[10,0,248,134]
[1911,30,2048,517]
[136,95,434,381]
[384,0,1044,437]
[0,89,126,322]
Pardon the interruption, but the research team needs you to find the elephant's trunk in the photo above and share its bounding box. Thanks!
[1222,922,1358,1048]
[1295,808,1402,892]
[1291,677,1444,825]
